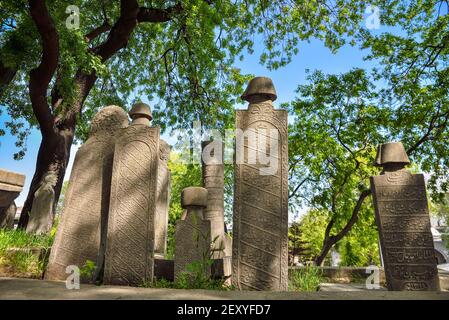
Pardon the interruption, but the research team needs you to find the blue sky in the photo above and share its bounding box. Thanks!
[0,30,377,206]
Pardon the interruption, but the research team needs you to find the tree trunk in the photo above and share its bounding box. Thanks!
[314,189,371,266]
[17,128,74,230]
[0,62,17,99]
[18,70,96,231]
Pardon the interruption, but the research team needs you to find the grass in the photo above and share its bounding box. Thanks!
[288,265,325,292]
[0,228,55,279]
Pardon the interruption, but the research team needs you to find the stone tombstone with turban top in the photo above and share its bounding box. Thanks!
[370,142,440,291]
[104,102,160,286]
[232,76,288,291]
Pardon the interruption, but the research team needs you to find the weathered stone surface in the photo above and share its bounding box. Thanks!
[0,169,25,228]
[45,105,128,281]
[232,76,288,291]
[181,187,208,208]
[174,187,211,281]
[0,201,16,229]
[241,76,277,101]
[26,172,56,235]
[154,140,171,258]
[2,277,449,300]
[201,140,227,259]
[370,142,440,291]
[104,103,160,286]
[375,141,410,166]
[0,169,26,195]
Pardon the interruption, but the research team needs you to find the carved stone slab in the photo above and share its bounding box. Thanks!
[154,140,171,258]
[174,208,211,281]
[104,125,160,286]
[370,169,440,291]
[45,106,128,281]
[232,102,288,291]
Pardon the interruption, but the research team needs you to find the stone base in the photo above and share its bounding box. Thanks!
[154,257,232,282]
[154,258,174,281]
[1,277,449,299]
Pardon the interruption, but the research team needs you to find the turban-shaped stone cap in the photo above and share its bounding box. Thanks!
[241,76,277,102]
[181,187,208,209]
[375,142,410,166]
[129,102,153,121]
[90,105,128,136]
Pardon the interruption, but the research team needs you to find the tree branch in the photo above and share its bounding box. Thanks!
[137,3,183,23]
[85,21,111,43]
[93,0,140,61]
[314,188,371,265]
[28,0,58,136]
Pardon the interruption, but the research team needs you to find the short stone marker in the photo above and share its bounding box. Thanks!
[232,76,289,291]
[0,169,25,229]
[154,140,171,258]
[370,142,440,291]
[104,103,160,286]
[45,106,128,281]
[174,187,211,281]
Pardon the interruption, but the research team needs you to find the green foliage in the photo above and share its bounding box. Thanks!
[288,68,384,264]
[1,0,372,157]
[0,250,43,278]
[359,0,449,201]
[292,210,329,264]
[429,193,449,226]
[166,153,202,259]
[0,229,53,278]
[337,209,380,267]
[288,1,449,264]
[0,228,53,251]
[79,259,96,282]
[288,266,324,292]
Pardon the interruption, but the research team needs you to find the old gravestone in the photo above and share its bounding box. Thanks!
[370,142,440,291]
[0,169,25,229]
[26,171,57,235]
[45,106,129,281]
[232,76,289,291]
[174,187,211,281]
[104,103,160,286]
[154,140,171,259]
[201,140,227,258]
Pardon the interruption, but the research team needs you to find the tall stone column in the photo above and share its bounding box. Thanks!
[104,103,160,286]
[201,140,227,258]
[232,77,289,291]
[174,187,211,281]
[45,106,128,281]
[370,142,440,291]
[154,140,171,258]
